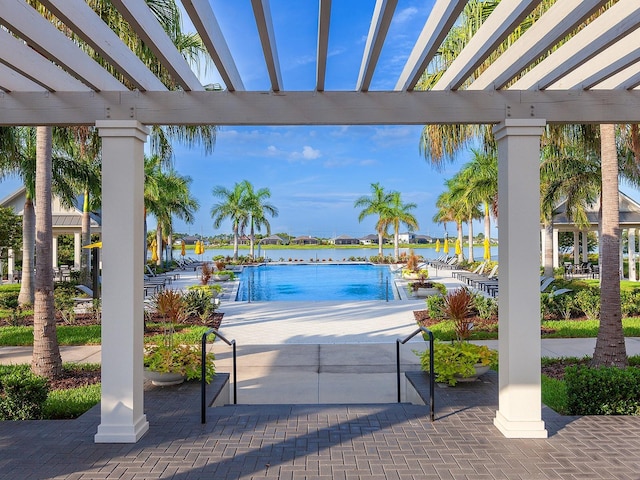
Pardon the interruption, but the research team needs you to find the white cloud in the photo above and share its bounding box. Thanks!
[394,7,418,24]
[302,145,321,159]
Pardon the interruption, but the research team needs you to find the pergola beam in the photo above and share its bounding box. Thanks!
[594,63,640,90]
[0,62,47,92]
[433,0,541,91]
[38,0,168,92]
[109,0,203,91]
[316,0,331,92]
[511,0,640,90]
[251,0,282,92]
[356,0,397,92]
[1,90,640,126]
[469,0,609,91]
[0,0,127,92]
[395,0,466,92]
[180,0,244,92]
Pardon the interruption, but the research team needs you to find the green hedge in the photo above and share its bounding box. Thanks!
[566,365,640,415]
[0,366,49,420]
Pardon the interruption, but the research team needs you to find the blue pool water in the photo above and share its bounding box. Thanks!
[236,264,395,301]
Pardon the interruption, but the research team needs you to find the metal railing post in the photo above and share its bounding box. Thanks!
[397,326,435,421]
[201,328,237,424]
[386,277,389,302]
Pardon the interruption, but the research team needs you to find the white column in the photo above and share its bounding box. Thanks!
[7,248,14,283]
[552,228,559,269]
[94,120,149,443]
[540,228,545,265]
[52,235,58,270]
[581,231,588,263]
[629,229,636,281]
[573,231,580,265]
[74,232,82,270]
[493,119,547,438]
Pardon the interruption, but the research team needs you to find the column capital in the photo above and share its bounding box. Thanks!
[493,118,546,140]
[96,120,149,141]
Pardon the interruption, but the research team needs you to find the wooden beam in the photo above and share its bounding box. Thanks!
[1,90,640,126]
[0,28,91,92]
[0,0,127,92]
[251,0,282,92]
[38,0,167,92]
[594,63,640,90]
[316,0,331,92]
[109,0,203,91]
[433,0,541,91]
[511,0,640,90]
[469,0,609,90]
[395,0,466,91]
[548,34,640,90]
[356,0,397,92]
[0,62,47,92]
[180,0,244,92]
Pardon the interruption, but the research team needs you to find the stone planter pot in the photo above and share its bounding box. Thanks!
[213,274,230,282]
[144,369,186,386]
[412,287,440,298]
[454,364,490,383]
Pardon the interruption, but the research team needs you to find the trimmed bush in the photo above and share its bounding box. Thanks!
[0,368,49,420]
[566,365,640,415]
[574,288,600,320]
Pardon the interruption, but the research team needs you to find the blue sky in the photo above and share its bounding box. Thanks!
[5,1,637,240]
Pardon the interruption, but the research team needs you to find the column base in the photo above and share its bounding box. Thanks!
[94,415,149,443]
[493,410,547,438]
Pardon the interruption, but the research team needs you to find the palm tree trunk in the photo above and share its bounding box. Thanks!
[233,224,239,260]
[81,189,91,287]
[377,231,383,258]
[156,226,163,267]
[457,222,464,263]
[467,217,474,262]
[592,123,627,367]
[484,202,491,247]
[18,196,35,305]
[250,222,255,258]
[393,225,400,261]
[31,126,62,379]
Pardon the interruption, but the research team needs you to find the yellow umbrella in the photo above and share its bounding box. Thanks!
[455,238,461,255]
[435,239,440,252]
[194,240,200,256]
[181,240,186,257]
[151,239,158,262]
[483,238,491,261]
[443,238,449,254]
[83,241,102,249]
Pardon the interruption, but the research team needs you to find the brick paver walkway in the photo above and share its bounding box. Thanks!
[2,371,640,479]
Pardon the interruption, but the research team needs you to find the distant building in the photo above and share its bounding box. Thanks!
[181,235,199,245]
[331,234,360,245]
[259,234,287,245]
[398,232,432,244]
[414,235,433,244]
[291,235,319,245]
[359,234,379,245]
[238,235,250,245]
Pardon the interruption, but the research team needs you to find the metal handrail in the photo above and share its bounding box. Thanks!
[201,328,237,424]
[396,326,434,421]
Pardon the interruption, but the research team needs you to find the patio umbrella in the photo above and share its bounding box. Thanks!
[443,239,449,254]
[82,241,102,249]
[455,238,461,255]
[181,240,186,257]
[483,238,491,261]
[435,239,440,252]
[151,240,158,262]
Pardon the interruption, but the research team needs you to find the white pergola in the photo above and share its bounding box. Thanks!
[1,0,639,443]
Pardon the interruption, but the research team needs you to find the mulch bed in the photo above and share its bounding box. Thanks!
[2,312,223,390]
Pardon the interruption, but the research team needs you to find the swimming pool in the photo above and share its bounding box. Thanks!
[236,264,396,301]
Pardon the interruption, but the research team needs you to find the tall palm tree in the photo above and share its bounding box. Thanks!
[31,127,62,379]
[241,180,278,259]
[445,173,483,263]
[211,183,250,261]
[378,192,419,261]
[354,183,394,258]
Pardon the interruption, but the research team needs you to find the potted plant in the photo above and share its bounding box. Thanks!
[415,287,497,385]
[213,270,235,281]
[408,272,441,298]
[402,249,422,279]
[144,290,215,386]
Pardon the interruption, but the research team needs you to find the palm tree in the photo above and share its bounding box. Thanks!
[354,183,394,258]
[241,180,278,259]
[378,192,419,261]
[31,126,62,379]
[211,183,250,261]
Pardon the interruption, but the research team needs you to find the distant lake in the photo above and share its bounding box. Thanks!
[174,245,498,262]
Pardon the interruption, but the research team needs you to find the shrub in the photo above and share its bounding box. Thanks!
[0,291,22,326]
[443,288,474,341]
[53,284,78,324]
[574,288,600,320]
[473,294,498,320]
[0,368,49,420]
[621,291,640,317]
[425,295,445,319]
[548,293,576,320]
[416,341,497,386]
[200,262,213,284]
[565,365,640,415]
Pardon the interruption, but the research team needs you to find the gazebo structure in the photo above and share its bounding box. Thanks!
[1,0,639,443]
[547,191,640,280]
[0,187,101,279]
